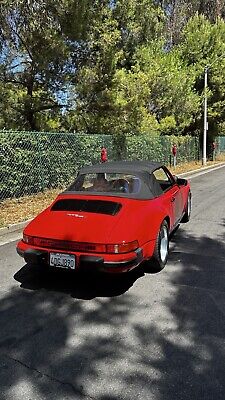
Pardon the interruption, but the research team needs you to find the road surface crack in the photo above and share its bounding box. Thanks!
[3,353,96,400]
[209,294,225,319]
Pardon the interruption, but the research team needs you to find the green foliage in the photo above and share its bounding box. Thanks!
[112,0,165,61]
[0,0,73,130]
[1,1,225,137]
[134,42,200,134]
[179,14,225,135]
[125,134,199,164]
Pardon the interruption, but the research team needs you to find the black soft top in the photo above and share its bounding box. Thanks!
[80,161,163,175]
[63,161,168,200]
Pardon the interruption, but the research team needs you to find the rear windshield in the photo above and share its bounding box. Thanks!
[67,173,141,194]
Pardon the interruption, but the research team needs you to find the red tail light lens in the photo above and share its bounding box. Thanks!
[32,237,106,253]
[106,241,139,254]
[23,234,34,245]
[23,235,138,254]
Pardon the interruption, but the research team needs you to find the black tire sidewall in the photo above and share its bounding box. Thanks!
[182,191,191,223]
[152,220,169,271]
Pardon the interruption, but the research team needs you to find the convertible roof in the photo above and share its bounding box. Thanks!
[80,161,163,175]
[63,161,166,200]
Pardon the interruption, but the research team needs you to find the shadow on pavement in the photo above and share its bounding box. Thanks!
[1,220,225,399]
[14,263,145,299]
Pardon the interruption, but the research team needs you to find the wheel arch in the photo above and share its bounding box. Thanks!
[164,216,170,230]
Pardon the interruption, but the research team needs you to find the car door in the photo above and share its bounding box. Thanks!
[152,167,183,229]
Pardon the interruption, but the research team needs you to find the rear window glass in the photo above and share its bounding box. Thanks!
[51,199,122,215]
[67,173,141,194]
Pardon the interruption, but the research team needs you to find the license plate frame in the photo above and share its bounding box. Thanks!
[49,252,76,270]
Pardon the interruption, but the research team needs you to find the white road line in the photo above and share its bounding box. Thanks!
[185,163,225,179]
[0,233,22,247]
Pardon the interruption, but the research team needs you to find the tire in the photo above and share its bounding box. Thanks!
[181,192,191,223]
[151,220,169,272]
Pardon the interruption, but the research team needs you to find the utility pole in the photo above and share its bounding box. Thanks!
[203,66,208,166]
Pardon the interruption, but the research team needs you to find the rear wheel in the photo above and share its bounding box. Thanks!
[151,220,169,272]
[181,192,191,223]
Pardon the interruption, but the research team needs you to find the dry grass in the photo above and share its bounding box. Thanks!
[1,156,225,228]
[170,157,225,175]
[0,189,60,228]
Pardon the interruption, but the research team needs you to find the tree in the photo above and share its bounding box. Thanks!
[134,42,200,134]
[72,0,165,134]
[0,0,73,130]
[179,14,225,137]
[157,0,225,46]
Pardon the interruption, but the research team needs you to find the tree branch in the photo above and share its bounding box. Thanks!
[1,78,25,86]
[9,60,32,70]
[33,103,68,113]
[11,26,33,62]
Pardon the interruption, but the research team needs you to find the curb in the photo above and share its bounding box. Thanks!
[1,161,225,239]
[178,161,225,177]
[0,219,33,238]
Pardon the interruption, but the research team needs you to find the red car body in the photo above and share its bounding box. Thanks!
[17,161,191,273]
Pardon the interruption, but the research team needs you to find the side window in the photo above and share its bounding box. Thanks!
[153,167,174,192]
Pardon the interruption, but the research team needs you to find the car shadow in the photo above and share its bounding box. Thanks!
[14,263,145,299]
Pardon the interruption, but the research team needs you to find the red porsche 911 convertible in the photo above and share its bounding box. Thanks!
[17,161,191,273]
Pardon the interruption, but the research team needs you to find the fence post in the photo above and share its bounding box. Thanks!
[37,132,44,192]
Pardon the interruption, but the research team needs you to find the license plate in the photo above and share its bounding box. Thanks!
[49,253,76,269]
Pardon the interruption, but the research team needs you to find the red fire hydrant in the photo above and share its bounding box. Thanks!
[172,144,177,157]
[172,144,177,167]
[100,147,108,163]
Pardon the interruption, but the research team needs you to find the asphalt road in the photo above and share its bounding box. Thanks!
[0,165,225,400]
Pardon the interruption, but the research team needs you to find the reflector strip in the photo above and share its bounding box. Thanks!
[23,235,139,254]
[32,237,106,253]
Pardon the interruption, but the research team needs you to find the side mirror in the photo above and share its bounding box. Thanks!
[176,177,187,186]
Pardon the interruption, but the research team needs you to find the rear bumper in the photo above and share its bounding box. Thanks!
[16,242,144,273]
[80,249,143,272]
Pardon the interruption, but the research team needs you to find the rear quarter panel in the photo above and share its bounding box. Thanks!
[108,198,172,247]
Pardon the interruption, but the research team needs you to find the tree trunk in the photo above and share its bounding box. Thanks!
[25,74,38,131]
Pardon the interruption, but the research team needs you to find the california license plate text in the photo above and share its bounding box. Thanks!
[50,253,75,269]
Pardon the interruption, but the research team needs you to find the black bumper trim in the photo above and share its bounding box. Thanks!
[16,247,24,258]
[17,247,143,271]
[80,255,104,265]
[103,248,143,269]
[23,248,48,265]
[80,248,143,269]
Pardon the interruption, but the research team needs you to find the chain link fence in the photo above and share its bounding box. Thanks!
[0,131,114,201]
[217,136,225,153]
[0,131,201,201]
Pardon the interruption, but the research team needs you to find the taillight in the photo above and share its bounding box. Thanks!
[22,235,138,254]
[32,237,107,253]
[23,234,34,244]
[106,240,139,254]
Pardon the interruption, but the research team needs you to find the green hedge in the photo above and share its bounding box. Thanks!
[114,134,199,164]
[0,131,199,200]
